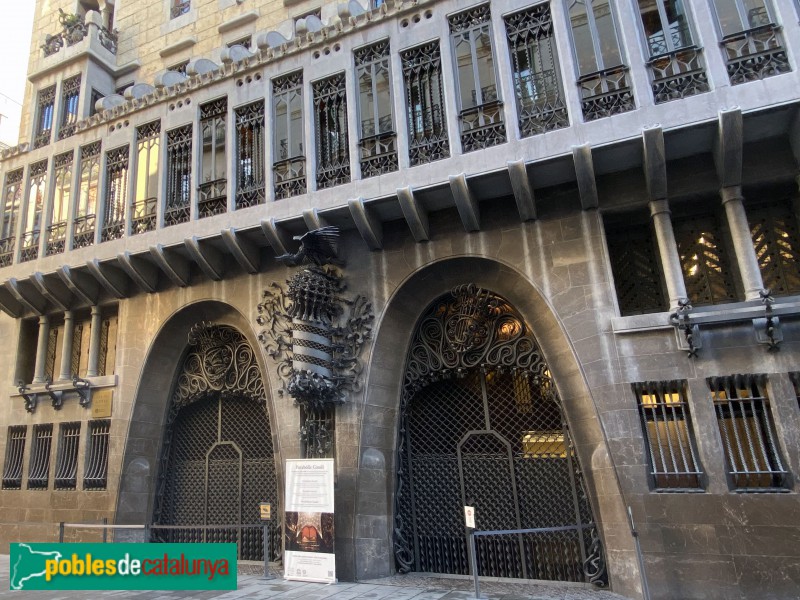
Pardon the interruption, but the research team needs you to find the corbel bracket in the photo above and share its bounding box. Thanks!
[72,376,92,407]
[18,382,37,413]
[670,298,699,358]
[44,379,63,410]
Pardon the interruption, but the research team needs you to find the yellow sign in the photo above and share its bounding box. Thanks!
[91,389,113,418]
[259,503,272,521]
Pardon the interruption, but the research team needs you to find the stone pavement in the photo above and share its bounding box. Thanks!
[0,555,632,599]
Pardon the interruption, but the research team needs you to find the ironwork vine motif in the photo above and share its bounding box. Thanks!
[394,284,606,586]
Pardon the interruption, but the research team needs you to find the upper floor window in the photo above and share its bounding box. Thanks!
[165,124,192,226]
[747,197,800,297]
[54,422,80,490]
[1,425,26,489]
[74,141,100,249]
[132,121,160,235]
[34,85,56,149]
[355,40,398,178]
[448,3,506,152]
[313,73,350,190]
[235,101,266,208]
[0,168,23,268]
[21,160,48,262]
[171,0,190,19]
[638,0,694,55]
[199,98,227,218]
[273,72,306,200]
[59,74,82,140]
[101,145,129,242]
[47,151,73,256]
[711,0,773,36]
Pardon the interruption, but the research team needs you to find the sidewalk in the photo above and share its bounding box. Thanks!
[0,555,632,599]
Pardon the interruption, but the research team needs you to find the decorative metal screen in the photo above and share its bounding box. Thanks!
[84,419,110,490]
[300,406,335,459]
[75,142,100,248]
[313,73,350,189]
[748,200,800,296]
[28,424,53,489]
[199,98,228,218]
[273,72,306,200]
[708,374,787,490]
[401,42,449,166]
[71,323,84,378]
[2,426,26,489]
[55,422,81,489]
[132,121,160,235]
[152,324,279,561]
[634,381,703,489]
[98,317,112,376]
[235,101,265,208]
[674,213,738,306]
[34,85,56,149]
[47,151,73,256]
[21,160,48,263]
[1,168,23,267]
[394,285,605,585]
[45,327,58,382]
[102,146,129,242]
[504,4,569,136]
[59,74,82,140]
[166,125,192,226]
[356,40,398,178]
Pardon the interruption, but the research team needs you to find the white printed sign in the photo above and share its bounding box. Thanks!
[464,506,475,529]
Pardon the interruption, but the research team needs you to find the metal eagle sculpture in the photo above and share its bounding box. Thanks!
[275,226,343,267]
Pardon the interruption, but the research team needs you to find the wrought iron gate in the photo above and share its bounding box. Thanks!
[394,285,605,584]
[152,323,280,561]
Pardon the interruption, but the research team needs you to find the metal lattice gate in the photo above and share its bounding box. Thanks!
[394,285,605,584]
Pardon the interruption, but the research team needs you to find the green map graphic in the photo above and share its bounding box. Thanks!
[10,543,62,590]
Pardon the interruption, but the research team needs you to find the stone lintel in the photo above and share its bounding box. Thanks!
[117,251,159,293]
[397,186,430,242]
[714,108,743,188]
[218,11,260,34]
[507,160,536,221]
[184,237,224,281]
[642,126,667,201]
[0,285,24,317]
[57,265,99,306]
[348,197,383,251]
[159,36,197,58]
[86,258,130,299]
[222,228,260,274]
[449,173,480,232]
[5,277,47,315]
[148,245,190,287]
[260,218,291,256]
[30,272,72,312]
[572,144,598,210]
[302,208,328,231]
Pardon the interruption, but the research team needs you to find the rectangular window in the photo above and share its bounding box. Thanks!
[84,419,110,490]
[54,422,81,489]
[90,88,103,117]
[34,85,56,149]
[59,74,82,140]
[102,146,129,242]
[47,151,73,256]
[313,73,350,190]
[227,36,251,49]
[132,121,160,235]
[300,406,335,459]
[199,98,227,218]
[505,4,569,137]
[2,426,26,489]
[74,141,100,248]
[0,168,23,267]
[273,71,306,199]
[401,41,449,166]
[634,381,703,489]
[356,40,397,178]
[21,160,48,263]
[449,3,506,152]
[28,424,53,489]
[167,60,189,75]
[171,0,190,19]
[235,101,265,208]
[748,198,800,297]
[709,374,788,490]
[165,125,192,226]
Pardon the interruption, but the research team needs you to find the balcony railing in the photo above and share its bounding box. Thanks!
[46,221,68,256]
[459,100,506,153]
[0,236,15,268]
[198,179,227,218]
[647,47,709,104]
[72,215,95,248]
[41,13,118,58]
[515,70,569,136]
[578,66,635,121]
[274,158,306,200]
[131,198,157,235]
[20,231,40,262]
[359,132,398,178]
[722,24,791,85]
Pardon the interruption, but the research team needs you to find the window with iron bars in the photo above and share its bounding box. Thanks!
[132,121,160,235]
[300,406,335,459]
[47,151,73,256]
[21,160,48,263]
[171,0,190,19]
[84,420,110,490]
[401,41,449,166]
[54,422,81,489]
[504,3,569,136]
[0,168,23,268]
[313,73,350,190]
[199,98,228,218]
[34,85,56,149]
[747,197,800,297]
[634,0,709,103]
[59,74,82,140]
[356,40,397,178]
[2,426,26,489]
[28,424,53,490]
[89,88,103,117]
[102,146,129,242]
[449,3,506,152]
[235,101,265,208]
[273,71,306,199]
[565,0,635,121]
[708,374,789,491]
[74,141,100,249]
[634,381,703,490]
[165,125,192,226]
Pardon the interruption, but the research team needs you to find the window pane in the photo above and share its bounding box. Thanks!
[455,36,477,109]
[743,0,769,27]
[359,70,375,136]
[274,97,288,159]
[569,0,597,75]
[593,0,622,68]
[375,63,392,133]
[713,0,743,36]
[475,29,497,102]
[289,91,303,158]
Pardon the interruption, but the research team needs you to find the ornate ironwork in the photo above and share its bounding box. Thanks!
[2,426,27,489]
[759,289,780,351]
[166,125,192,227]
[579,67,635,121]
[198,180,227,218]
[648,48,709,104]
[393,285,605,585]
[71,323,83,377]
[722,25,791,85]
[84,419,110,490]
[356,41,398,177]
[670,298,698,358]
[401,42,450,166]
[748,200,800,296]
[460,101,506,152]
[102,146,129,242]
[504,4,569,136]
[299,406,335,458]
[54,422,80,489]
[606,220,667,316]
[151,323,279,561]
[97,318,111,376]
[199,99,227,218]
[34,85,56,149]
[273,72,306,199]
[171,0,191,18]
[28,424,53,490]
[132,122,160,235]
[20,160,49,262]
[98,26,118,54]
[447,2,491,33]
[1,168,24,268]
[313,73,350,189]
[73,215,96,248]
[235,101,265,209]
[58,74,82,140]
[674,214,738,306]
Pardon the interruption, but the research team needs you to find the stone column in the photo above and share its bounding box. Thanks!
[720,186,764,300]
[59,311,75,381]
[32,315,51,384]
[649,199,687,310]
[86,306,102,377]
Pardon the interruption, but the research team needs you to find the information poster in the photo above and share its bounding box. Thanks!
[284,459,335,583]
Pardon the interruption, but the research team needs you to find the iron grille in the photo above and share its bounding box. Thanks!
[45,327,59,382]
[273,72,306,199]
[356,40,398,178]
[748,200,800,296]
[34,85,56,149]
[21,160,49,263]
[166,125,192,226]
[504,4,569,136]
[74,142,100,248]
[47,151,73,256]
[300,406,335,459]
[132,121,160,235]
[633,381,703,490]
[199,98,227,218]
[235,101,266,208]
[54,422,81,489]
[401,42,449,166]
[578,67,635,121]
[59,74,82,140]
[674,213,738,306]
[708,374,788,491]
[98,318,111,376]
[28,424,53,489]
[648,48,709,104]
[84,419,110,490]
[1,168,23,268]
[102,146,129,242]
[2,426,26,489]
[722,24,790,85]
[71,323,83,377]
[313,73,350,189]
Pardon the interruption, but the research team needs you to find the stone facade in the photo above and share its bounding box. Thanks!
[1,0,800,599]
